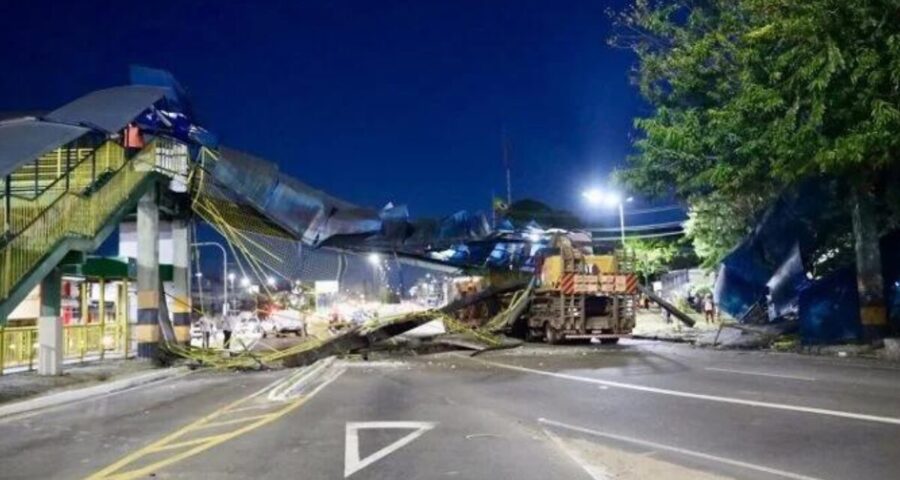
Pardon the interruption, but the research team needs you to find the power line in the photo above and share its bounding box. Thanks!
[591,230,685,241]
[626,205,685,215]
[588,220,685,232]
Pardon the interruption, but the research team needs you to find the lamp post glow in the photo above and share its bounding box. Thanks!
[582,188,633,246]
[367,252,382,300]
[192,241,229,317]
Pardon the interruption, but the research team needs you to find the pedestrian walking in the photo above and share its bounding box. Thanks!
[703,294,715,324]
[222,313,236,350]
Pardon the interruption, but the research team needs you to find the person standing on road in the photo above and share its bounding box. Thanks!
[222,313,236,350]
[199,315,213,349]
[703,294,715,324]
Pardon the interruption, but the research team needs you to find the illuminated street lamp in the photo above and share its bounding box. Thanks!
[266,276,276,287]
[582,188,633,246]
[240,276,251,288]
[367,252,382,300]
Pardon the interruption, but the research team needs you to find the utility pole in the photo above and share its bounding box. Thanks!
[192,242,229,317]
[491,190,496,229]
[502,132,512,206]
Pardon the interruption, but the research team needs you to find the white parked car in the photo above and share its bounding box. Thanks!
[259,317,278,337]
[269,309,307,336]
[234,315,265,338]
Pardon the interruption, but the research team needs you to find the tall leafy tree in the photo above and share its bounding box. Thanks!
[616,0,900,337]
[626,238,679,282]
[683,192,759,267]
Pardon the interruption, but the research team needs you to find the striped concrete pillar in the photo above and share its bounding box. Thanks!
[38,268,63,376]
[171,219,192,344]
[135,187,160,359]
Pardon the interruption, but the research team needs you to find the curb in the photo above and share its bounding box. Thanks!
[631,334,696,344]
[0,366,189,420]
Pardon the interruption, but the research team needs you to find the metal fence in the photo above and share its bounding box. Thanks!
[0,322,130,374]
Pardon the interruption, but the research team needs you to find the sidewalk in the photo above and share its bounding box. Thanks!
[633,307,720,342]
[1,351,128,376]
[0,358,158,406]
[633,308,893,358]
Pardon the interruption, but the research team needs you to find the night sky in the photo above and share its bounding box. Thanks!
[0,0,664,224]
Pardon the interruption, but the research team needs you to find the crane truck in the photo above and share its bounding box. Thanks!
[452,233,640,344]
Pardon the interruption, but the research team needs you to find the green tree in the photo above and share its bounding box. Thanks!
[683,192,762,267]
[626,238,679,282]
[615,0,900,337]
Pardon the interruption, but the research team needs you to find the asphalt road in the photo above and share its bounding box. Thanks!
[2,340,900,479]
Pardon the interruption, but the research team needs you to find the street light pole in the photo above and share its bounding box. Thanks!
[581,187,632,247]
[192,242,228,317]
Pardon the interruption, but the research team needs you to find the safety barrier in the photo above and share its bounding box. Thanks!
[0,322,129,374]
[0,141,160,301]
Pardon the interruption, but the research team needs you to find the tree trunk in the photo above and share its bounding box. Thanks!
[851,184,887,342]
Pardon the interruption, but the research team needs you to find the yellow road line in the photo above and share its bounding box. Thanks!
[86,367,345,480]
[224,402,281,414]
[195,413,272,430]
[146,435,229,453]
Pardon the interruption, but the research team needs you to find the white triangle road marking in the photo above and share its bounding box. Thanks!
[344,421,436,478]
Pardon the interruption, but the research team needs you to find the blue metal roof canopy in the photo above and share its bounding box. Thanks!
[46,85,169,133]
[0,118,91,178]
[0,83,175,180]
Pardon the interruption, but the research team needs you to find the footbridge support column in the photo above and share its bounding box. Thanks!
[38,268,63,376]
[172,219,192,344]
[136,187,160,359]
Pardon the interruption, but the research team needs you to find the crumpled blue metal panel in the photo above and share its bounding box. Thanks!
[798,268,861,344]
[213,148,279,209]
[766,243,807,319]
[714,263,765,320]
[714,242,772,320]
[379,204,410,240]
[438,211,491,242]
[208,147,382,246]
[714,185,822,323]
[129,66,188,108]
[46,85,169,132]
[0,118,91,178]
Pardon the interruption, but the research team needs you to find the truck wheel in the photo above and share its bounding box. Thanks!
[545,323,561,345]
[599,338,619,345]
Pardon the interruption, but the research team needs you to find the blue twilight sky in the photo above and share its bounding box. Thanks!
[0,0,666,224]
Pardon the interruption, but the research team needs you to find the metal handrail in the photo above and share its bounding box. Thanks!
[0,322,129,374]
[1,142,149,245]
[3,144,104,199]
[0,142,158,300]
